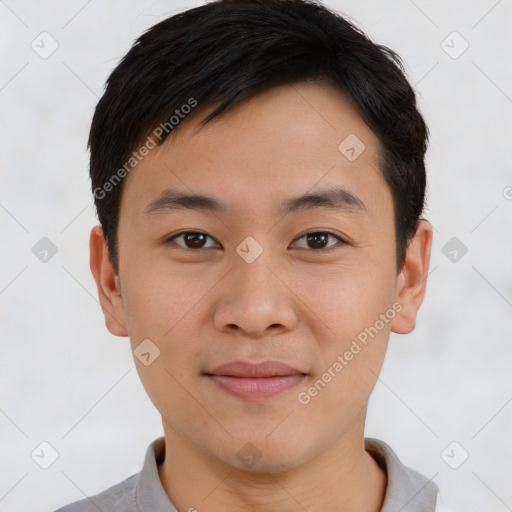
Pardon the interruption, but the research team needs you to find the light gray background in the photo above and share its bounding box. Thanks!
[1,0,511,511]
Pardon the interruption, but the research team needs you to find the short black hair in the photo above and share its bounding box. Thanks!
[89,0,428,273]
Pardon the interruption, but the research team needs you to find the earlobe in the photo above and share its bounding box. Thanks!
[391,220,433,334]
[89,225,128,337]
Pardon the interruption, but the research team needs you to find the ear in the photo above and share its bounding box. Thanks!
[391,220,433,334]
[89,224,128,337]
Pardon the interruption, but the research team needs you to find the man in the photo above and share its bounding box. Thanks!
[57,0,453,510]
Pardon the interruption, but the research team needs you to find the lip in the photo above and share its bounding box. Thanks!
[207,360,306,378]
[204,361,307,400]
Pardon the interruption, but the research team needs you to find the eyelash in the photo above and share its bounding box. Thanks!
[165,231,346,252]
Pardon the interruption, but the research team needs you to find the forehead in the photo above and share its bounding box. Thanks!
[120,81,390,220]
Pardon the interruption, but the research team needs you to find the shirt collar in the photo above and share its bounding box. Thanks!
[135,437,439,511]
[135,437,177,511]
[365,437,439,512]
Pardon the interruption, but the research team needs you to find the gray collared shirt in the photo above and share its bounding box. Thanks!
[55,437,451,512]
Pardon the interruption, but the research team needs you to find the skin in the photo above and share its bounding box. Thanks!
[90,80,432,512]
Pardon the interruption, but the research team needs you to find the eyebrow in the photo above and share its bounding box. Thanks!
[144,186,367,216]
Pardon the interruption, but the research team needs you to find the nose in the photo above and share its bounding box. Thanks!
[212,249,299,339]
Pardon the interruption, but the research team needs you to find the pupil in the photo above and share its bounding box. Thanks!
[186,233,206,248]
[307,232,327,249]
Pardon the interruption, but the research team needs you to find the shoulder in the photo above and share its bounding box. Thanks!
[54,473,139,512]
[53,437,169,512]
[365,438,457,512]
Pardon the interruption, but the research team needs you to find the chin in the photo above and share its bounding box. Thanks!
[215,433,316,474]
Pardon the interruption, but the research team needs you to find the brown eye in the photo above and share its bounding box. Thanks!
[292,231,344,250]
[166,231,344,251]
[168,232,220,249]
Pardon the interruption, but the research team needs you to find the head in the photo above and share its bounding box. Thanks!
[89,0,432,473]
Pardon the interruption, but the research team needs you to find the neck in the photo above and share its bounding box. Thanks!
[157,424,387,512]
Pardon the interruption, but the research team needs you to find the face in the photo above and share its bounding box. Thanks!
[91,80,431,473]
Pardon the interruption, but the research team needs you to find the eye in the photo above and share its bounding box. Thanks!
[167,231,221,250]
[291,231,345,251]
[166,230,345,251]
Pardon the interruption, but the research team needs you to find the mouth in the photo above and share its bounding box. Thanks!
[204,360,308,401]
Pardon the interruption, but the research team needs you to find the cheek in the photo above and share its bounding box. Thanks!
[296,318,391,425]
[120,258,205,341]
[289,257,396,340]
[120,259,214,386]
[121,265,205,416]
[291,256,395,405]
